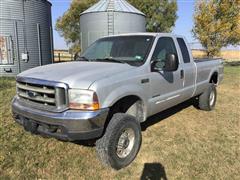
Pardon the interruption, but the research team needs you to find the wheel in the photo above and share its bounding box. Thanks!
[96,113,142,170]
[198,83,217,111]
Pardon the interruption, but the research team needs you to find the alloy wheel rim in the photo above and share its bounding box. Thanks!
[116,128,135,159]
[209,90,215,107]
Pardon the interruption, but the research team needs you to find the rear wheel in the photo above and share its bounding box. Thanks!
[197,84,217,111]
[96,113,141,170]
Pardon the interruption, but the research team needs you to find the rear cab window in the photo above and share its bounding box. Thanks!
[177,38,191,63]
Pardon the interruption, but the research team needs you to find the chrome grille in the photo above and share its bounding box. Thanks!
[16,80,68,111]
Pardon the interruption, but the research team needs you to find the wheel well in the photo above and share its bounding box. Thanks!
[106,95,144,123]
[209,72,218,84]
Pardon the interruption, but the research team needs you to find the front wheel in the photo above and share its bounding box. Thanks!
[197,84,217,111]
[96,113,142,170]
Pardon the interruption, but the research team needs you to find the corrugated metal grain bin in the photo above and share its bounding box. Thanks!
[80,0,146,51]
[0,0,53,76]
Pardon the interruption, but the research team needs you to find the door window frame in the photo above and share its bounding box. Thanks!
[150,36,180,72]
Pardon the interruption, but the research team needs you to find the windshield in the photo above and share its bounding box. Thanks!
[81,36,154,66]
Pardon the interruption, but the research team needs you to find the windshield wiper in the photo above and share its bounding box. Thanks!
[95,58,126,64]
[76,56,92,62]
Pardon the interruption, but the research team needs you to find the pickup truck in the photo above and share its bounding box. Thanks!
[12,33,224,170]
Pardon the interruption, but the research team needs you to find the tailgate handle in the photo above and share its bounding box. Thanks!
[180,69,184,79]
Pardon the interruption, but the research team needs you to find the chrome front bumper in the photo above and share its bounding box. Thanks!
[12,97,109,141]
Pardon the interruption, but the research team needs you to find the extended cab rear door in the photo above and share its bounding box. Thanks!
[176,37,196,99]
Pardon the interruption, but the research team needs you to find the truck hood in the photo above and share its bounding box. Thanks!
[18,62,134,89]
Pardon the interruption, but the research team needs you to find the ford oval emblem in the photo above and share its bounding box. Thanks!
[27,91,39,98]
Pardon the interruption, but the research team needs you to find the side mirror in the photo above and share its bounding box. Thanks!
[163,53,179,72]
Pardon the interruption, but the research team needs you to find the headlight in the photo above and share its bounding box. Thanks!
[68,89,100,110]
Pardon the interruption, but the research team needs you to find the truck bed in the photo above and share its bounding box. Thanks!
[193,58,224,96]
[194,58,222,63]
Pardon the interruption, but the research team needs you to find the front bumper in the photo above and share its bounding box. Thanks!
[12,97,109,141]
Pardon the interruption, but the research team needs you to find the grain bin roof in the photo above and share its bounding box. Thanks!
[44,0,52,6]
[36,0,52,6]
[81,0,145,16]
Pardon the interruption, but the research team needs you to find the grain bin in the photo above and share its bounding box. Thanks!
[80,0,146,52]
[0,0,53,76]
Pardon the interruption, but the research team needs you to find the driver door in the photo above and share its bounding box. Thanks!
[149,36,184,115]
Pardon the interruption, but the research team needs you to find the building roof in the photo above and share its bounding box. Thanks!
[81,0,145,16]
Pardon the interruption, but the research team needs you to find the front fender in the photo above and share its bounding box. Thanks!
[103,84,147,107]
[100,84,149,120]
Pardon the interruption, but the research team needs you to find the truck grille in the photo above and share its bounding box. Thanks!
[16,80,68,111]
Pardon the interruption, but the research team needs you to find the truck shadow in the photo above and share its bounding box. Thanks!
[73,139,96,147]
[73,98,197,146]
[141,162,168,180]
[141,98,197,131]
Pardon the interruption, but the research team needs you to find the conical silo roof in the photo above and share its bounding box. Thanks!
[81,0,145,16]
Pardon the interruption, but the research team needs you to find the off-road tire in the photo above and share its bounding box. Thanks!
[96,113,142,170]
[198,83,217,111]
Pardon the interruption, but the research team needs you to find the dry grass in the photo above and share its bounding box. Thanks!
[54,50,73,62]
[192,49,240,62]
[0,66,240,179]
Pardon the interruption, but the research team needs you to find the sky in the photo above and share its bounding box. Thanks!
[48,0,233,50]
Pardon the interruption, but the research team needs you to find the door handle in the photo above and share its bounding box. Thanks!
[141,78,149,84]
[180,69,184,79]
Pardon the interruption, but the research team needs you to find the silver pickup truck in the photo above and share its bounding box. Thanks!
[12,33,224,169]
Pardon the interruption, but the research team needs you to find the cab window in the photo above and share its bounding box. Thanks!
[177,38,191,63]
[151,37,178,70]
